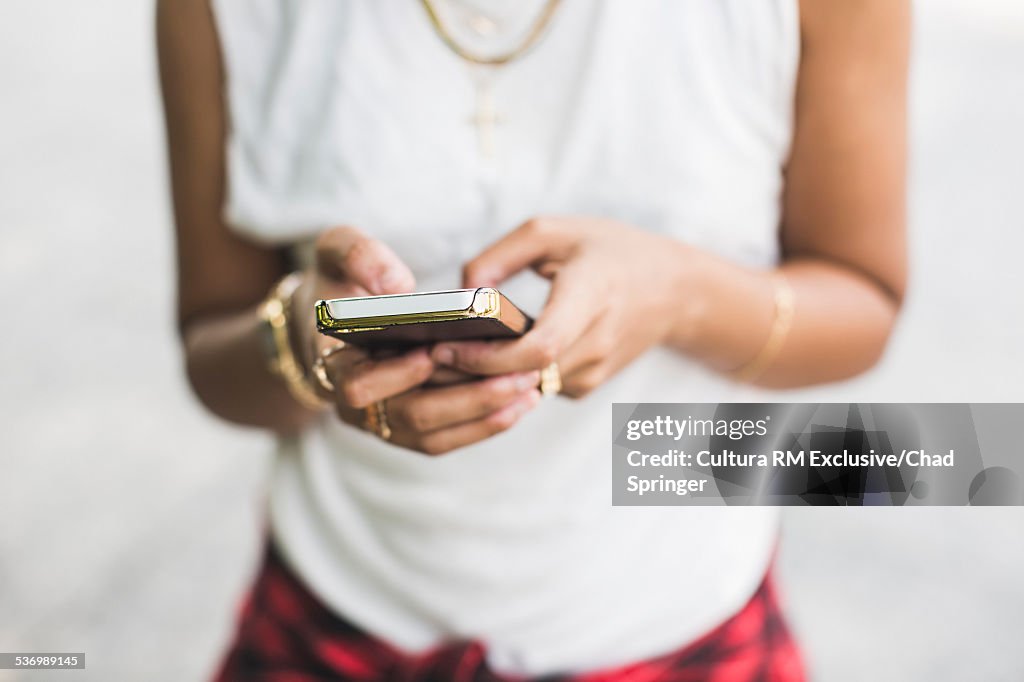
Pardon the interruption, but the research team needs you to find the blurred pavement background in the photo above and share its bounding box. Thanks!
[1,1,1022,680]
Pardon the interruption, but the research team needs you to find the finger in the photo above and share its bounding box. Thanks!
[462,218,576,288]
[315,226,415,295]
[553,315,614,381]
[389,371,540,433]
[425,366,478,386]
[433,262,599,375]
[405,390,542,456]
[557,359,607,399]
[330,348,434,409]
[529,259,603,358]
[557,318,639,398]
[331,399,365,431]
[309,342,365,400]
[430,337,542,376]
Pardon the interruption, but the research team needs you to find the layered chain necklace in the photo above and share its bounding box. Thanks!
[420,0,563,157]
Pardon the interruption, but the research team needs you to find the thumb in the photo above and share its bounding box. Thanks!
[315,226,415,295]
[462,218,575,288]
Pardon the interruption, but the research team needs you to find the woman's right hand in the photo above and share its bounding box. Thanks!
[293,227,541,455]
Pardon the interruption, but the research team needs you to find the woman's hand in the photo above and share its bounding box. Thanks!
[325,352,541,455]
[430,217,692,398]
[294,226,541,455]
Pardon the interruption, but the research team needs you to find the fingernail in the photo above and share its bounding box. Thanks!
[471,271,497,287]
[433,346,455,365]
[491,375,516,392]
[517,390,541,415]
[515,372,540,392]
[376,271,402,294]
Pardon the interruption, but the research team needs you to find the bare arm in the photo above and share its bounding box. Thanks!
[158,0,314,432]
[668,0,910,387]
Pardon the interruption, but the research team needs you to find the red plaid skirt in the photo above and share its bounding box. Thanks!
[213,543,805,682]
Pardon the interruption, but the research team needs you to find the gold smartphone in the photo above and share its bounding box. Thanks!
[315,287,533,348]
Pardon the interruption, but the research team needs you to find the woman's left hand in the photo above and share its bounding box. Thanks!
[431,217,693,398]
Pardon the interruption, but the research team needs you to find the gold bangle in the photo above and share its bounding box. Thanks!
[260,273,327,411]
[732,273,795,384]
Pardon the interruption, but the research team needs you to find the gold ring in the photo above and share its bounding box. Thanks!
[311,342,347,393]
[364,400,392,441]
[539,362,562,397]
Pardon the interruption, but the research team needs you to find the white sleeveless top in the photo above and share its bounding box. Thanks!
[212,0,799,675]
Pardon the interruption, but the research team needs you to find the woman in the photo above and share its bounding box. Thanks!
[158,0,908,679]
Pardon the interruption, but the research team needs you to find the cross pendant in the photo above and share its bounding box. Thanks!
[469,84,502,158]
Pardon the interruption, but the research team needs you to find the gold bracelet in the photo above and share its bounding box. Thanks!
[260,272,327,410]
[732,273,795,384]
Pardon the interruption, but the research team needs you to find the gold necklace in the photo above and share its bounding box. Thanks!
[419,0,563,66]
